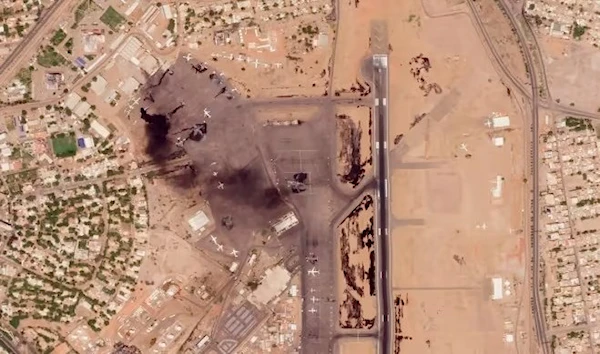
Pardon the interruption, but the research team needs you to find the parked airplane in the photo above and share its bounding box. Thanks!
[310,296,319,303]
[217,182,224,190]
[459,143,468,152]
[212,171,218,176]
[192,64,207,74]
[210,235,218,244]
[230,249,239,257]
[184,53,192,62]
[216,244,224,252]
[204,108,211,118]
[308,307,317,314]
[308,267,319,276]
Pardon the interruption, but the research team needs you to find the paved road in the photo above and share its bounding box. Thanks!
[20,156,191,197]
[0,0,79,84]
[492,2,547,352]
[466,1,548,352]
[372,54,392,354]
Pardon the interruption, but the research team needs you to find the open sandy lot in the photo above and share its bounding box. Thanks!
[331,0,384,95]
[336,337,377,354]
[542,36,600,112]
[393,290,508,353]
[384,0,529,352]
[336,194,377,331]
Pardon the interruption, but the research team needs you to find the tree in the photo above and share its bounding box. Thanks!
[573,22,587,39]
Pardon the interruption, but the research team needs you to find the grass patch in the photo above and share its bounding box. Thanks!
[64,37,73,49]
[72,0,100,29]
[15,66,32,87]
[565,117,593,132]
[100,6,125,30]
[51,132,77,158]
[50,28,67,45]
[167,18,175,32]
[573,22,587,40]
[64,37,74,54]
[37,46,67,68]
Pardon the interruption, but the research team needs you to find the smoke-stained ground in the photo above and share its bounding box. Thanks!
[138,56,289,250]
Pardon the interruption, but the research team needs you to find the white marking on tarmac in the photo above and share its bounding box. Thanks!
[384,179,388,197]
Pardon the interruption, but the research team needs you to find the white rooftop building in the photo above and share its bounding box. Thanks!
[64,92,82,110]
[73,101,91,118]
[491,116,510,128]
[271,212,299,236]
[248,265,291,306]
[90,119,110,139]
[90,75,108,96]
[491,175,504,199]
[491,277,503,300]
[188,210,209,232]
[119,77,140,95]
[162,4,173,19]
[492,136,505,147]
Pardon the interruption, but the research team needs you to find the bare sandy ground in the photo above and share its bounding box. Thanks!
[394,290,508,353]
[336,337,377,354]
[252,106,323,123]
[384,0,529,352]
[331,0,384,94]
[542,36,600,112]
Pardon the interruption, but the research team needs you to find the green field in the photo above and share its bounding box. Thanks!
[51,133,77,158]
[72,0,100,29]
[37,46,67,68]
[15,67,32,86]
[50,28,67,45]
[100,6,125,30]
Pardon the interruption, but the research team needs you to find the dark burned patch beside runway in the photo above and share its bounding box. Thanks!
[138,56,289,249]
[338,194,376,330]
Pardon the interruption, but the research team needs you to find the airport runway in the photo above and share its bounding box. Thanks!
[372,54,393,354]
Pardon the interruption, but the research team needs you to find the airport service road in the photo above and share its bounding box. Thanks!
[373,54,393,354]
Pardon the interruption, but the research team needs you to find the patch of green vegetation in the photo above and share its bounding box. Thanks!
[84,54,95,61]
[50,28,67,45]
[15,66,33,87]
[573,22,588,40]
[100,6,125,30]
[37,45,67,68]
[72,0,100,29]
[9,316,23,329]
[51,132,77,158]
[64,37,74,54]
[167,18,175,32]
[565,116,593,132]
